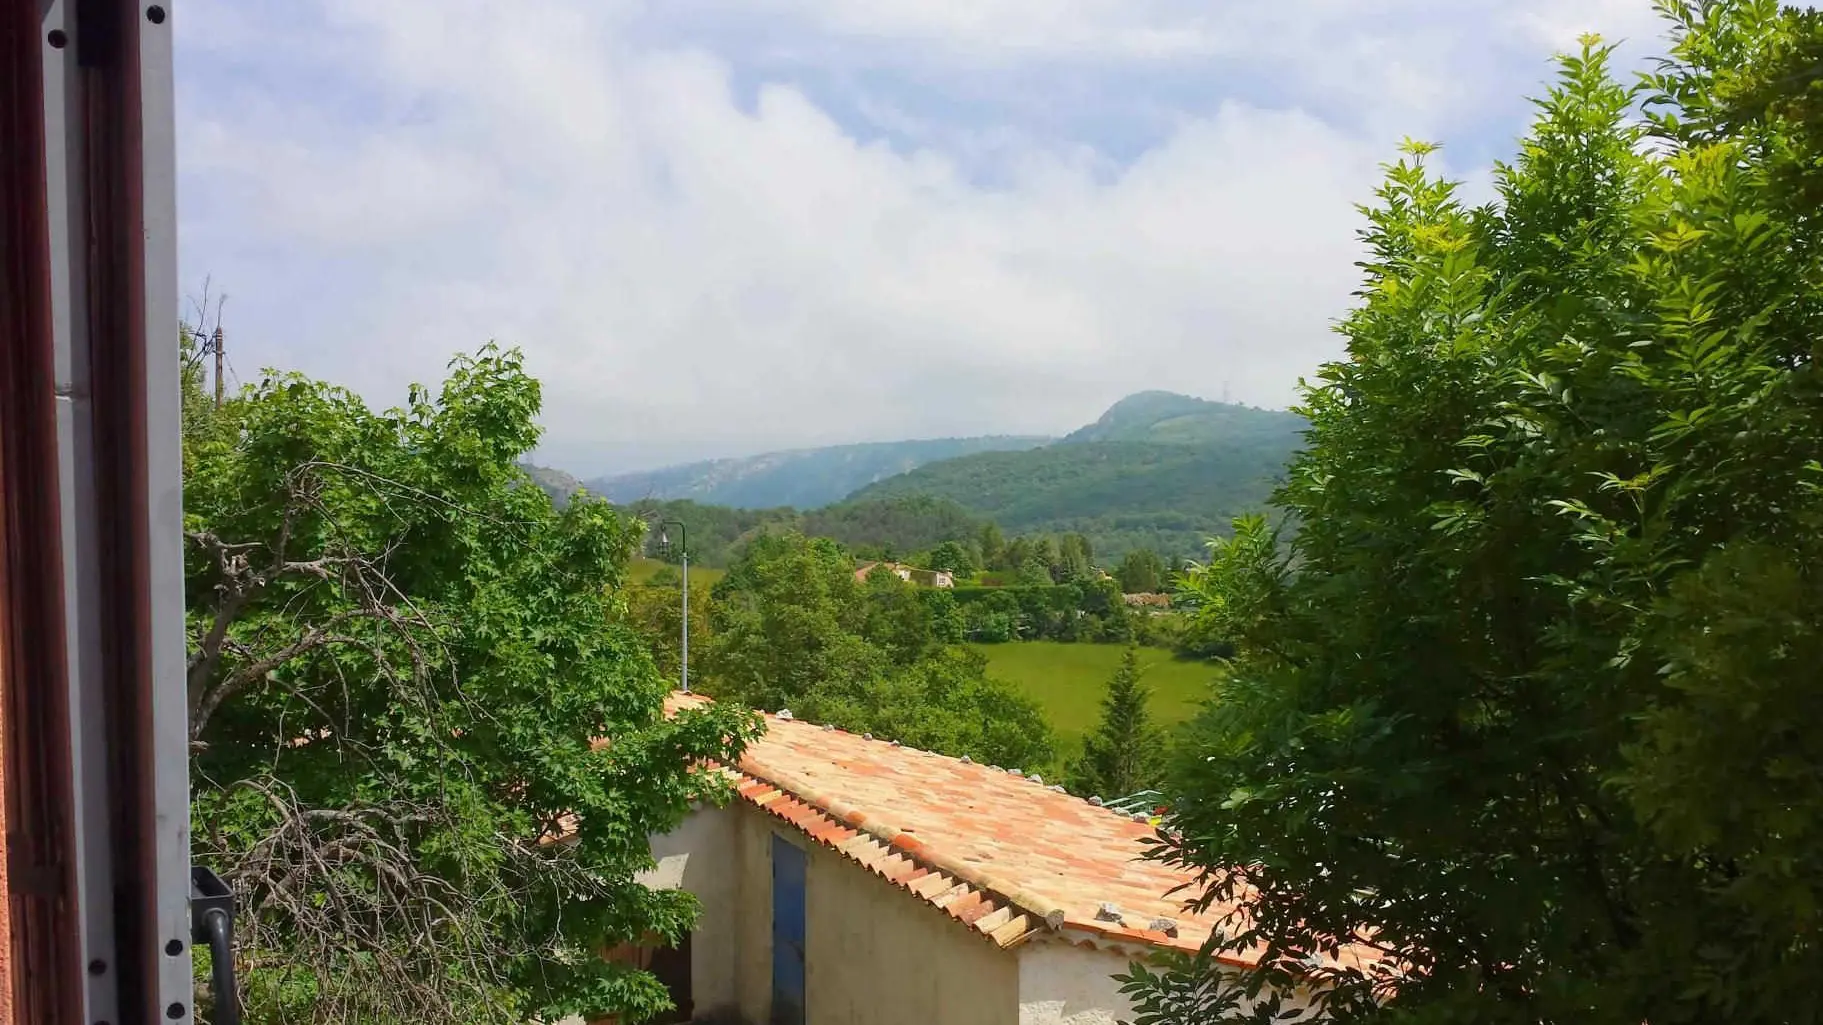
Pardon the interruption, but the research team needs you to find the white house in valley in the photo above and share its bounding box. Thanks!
[854,562,955,589]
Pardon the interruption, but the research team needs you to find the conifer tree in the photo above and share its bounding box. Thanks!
[1066,647,1165,799]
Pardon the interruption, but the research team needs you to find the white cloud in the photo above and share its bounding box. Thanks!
[175,0,1663,475]
[1514,0,1674,51]
[685,0,1662,62]
[716,0,1228,58]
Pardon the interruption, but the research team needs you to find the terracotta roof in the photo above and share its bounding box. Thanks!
[668,692,1261,960]
[725,766,1046,948]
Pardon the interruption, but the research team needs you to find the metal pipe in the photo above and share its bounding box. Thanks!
[203,910,238,1025]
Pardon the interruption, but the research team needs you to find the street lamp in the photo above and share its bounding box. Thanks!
[654,520,690,693]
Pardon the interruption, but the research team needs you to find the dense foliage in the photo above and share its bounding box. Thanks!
[802,494,985,558]
[623,494,983,568]
[184,346,759,1024]
[703,531,1057,771]
[616,564,713,686]
[1135,7,1823,1023]
[1117,548,1168,593]
[950,583,1133,644]
[1064,648,1168,801]
[621,498,800,567]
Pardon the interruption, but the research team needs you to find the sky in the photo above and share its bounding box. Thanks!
[174,0,1670,476]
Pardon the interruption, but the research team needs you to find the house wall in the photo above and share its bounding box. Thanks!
[1015,938,1319,1025]
[649,802,740,1015]
[730,802,774,1021]
[800,828,1018,1025]
[653,801,1022,1024]
[1015,941,1135,1025]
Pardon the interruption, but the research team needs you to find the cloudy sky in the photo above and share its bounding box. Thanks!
[175,0,1668,476]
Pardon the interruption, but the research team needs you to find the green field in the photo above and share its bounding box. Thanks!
[970,641,1220,747]
[628,557,725,587]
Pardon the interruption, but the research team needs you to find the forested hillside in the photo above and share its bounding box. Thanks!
[621,494,984,566]
[849,434,1299,559]
[587,435,1051,509]
[559,392,1306,562]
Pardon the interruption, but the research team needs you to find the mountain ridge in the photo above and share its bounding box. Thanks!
[1061,390,1304,447]
[536,391,1306,560]
[585,434,1053,509]
[846,392,1305,557]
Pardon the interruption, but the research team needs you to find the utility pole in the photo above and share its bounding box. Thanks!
[212,325,225,408]
[657,520,690,693]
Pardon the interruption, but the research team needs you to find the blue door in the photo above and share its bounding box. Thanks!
[771,835,806,1025]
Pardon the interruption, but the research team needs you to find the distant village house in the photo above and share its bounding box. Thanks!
[854,561,954,589]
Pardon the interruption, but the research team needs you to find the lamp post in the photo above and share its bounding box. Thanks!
[655,520,689,693]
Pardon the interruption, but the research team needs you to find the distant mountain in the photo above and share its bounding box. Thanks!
[849,393,1306,560]
[587,436,1052,510]
[1062,390,1305,446]
[519,462,585,507]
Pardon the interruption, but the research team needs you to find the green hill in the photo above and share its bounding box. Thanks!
[616,499,799,568]
[1062,391,1305,447]
[800,494,983,555]
[587,435,1052,510]
[849,394,1305,560]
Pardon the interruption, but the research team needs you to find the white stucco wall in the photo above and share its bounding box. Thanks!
[802,830,1018,1025]
[1017,938,1322,1025]
[648,802,740,1016]
[1016,940,1138,1025]
[650,800,1022,1024]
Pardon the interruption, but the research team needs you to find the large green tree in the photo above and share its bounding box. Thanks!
[706,531,1056,771]
[1130,6,1823,1023]
[1117,548,1167,594]
[184,346,758,1024]
[926,539,975,575]
[1056,533,1095,583]
[703,531,883,714]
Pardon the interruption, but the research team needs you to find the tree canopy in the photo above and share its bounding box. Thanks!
[704,530,1056,771]
[184,346,759,1023]
[1133,6,1823,1023]
[1117,548,1168,594]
